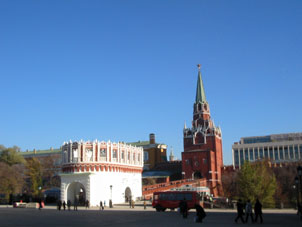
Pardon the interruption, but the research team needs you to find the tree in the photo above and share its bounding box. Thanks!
[237,161,276,207]
[221,170,238,200]
[0,147,25,166]
[0,162,24,202]
[0,145,25,202]
[39,156,61,189]
[25,158,43,197]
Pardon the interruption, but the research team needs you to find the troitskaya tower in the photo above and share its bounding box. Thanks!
[182,65,223,196]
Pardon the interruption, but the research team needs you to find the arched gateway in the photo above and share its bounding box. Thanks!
[67,182,86,205]
[60,140,143,207]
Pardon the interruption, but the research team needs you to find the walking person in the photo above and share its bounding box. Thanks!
[85,200,89,209]
[195,204,206,223]
[254,198,263,223]
[100,201,104,210]
[245,199,254,223]
[63,201,66,211]
[67,200,71,211]
[235,199,245,223]
[179,198,188,218]
[74,198,78,211]
[57,200,62,211]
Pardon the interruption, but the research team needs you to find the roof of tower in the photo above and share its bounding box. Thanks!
[195,64,207,103]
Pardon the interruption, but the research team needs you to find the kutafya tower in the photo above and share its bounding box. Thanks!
[182,64,223,196]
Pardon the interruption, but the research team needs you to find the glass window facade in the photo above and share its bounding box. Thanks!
[244,149,249,160]
[289,146,294,159]
[249,149,254,161]
[284,146,289,160]
[274,147,279,161]
[269,147,273,160]
[279,147,284,160]
[254,147,258,160]
[233,136,302,167]
[294,145,299,160]
[240,149,244,165]
[264,148,268,158]
[234,149,239,166]
[259,148,264,159]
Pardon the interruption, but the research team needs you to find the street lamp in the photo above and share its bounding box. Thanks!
[295,176,299,210]
[110,185,113,208]
[298,166,302,210]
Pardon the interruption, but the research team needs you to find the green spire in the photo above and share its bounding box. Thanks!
[195,64,207,103]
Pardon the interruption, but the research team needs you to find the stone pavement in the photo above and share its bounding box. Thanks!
[0,205,301,227]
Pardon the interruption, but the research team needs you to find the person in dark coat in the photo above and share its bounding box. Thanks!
[57,200,62,211]
[67,200,71,211]
[195,204,206,223]
[100,201,104,210]
[245,199,254,223]
[74,198,78,211]
[63,201,66,211]
[179,199,188,218]
[254,198,263,223]
[235,199,245,223]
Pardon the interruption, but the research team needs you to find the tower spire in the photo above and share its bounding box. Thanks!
[195,64,207,103]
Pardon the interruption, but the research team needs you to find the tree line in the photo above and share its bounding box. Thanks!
[0,145,60,204]
[222,160,301,208]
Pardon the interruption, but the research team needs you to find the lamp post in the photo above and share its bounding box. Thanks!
[295,176,299,210]
[297,166,302,215]
[110,185,113,208]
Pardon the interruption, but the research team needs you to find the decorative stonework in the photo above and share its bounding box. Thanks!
[60,140,143,206]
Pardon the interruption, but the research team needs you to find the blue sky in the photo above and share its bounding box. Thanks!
[0,1,301,165]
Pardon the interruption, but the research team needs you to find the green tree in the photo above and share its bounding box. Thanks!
[25,158,43,197]
[0,145,25,202]
[237,161,276,207]
[0,146,25,166]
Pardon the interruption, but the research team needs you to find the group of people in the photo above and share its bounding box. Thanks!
[57,199,77,211]
[235,198,263,224]
[179,199,206,223]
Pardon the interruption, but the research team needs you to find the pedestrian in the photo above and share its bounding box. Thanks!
[144,200,147,210]
[104,200,106,208]
[131,200,135,208]
[195,204,206,223]
[63,201,66,211]
[100,201,104,210]
[85,200,89,209]
[39,199,43,211]
[254,198,263,223]
[179,198,188,218]
[57,200,62,211]
[67,200,71,211]
[234,199,245,223]
[245,199,254,223]
[74,198,78,211]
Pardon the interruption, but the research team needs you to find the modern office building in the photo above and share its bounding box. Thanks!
[232,133,302,168]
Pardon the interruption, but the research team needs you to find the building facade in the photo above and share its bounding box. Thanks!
[232,133,302,168]
[60,140,143,206]
[129,133,167,170]
[182,65,223,196]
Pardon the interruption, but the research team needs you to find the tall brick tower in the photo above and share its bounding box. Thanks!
[182,65,223,196]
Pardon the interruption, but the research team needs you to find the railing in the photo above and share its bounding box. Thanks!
[142,178,207,198]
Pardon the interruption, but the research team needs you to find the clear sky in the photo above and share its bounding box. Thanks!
[0,0,301,165]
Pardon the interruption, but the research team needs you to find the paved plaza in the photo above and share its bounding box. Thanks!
[0,206,301,227]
